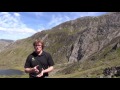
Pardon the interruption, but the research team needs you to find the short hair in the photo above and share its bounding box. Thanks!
[33,39,44,49]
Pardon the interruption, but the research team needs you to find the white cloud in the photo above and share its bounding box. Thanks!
[86,12,104,16]
[0,27,36,33]
[37,26,46,31]
[48,14,71,28]
[0,12,9,15]
[64,15,71,21]
[0,12,21,28]
[70,12,106,19]
[48,14,62,26]
[34,12,44,18]
[0,31,34,40]
[14,12,20,17]
[0,12,37,40]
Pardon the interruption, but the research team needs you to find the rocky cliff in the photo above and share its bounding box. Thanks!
[66,12,120,63]
[0,39,13,52]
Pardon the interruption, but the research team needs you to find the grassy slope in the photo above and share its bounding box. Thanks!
[0,38,34,70]
[0,28,76,73]
[49,46,120,78]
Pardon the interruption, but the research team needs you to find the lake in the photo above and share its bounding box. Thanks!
[0,69,24,75]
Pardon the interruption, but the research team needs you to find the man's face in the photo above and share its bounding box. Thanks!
[34,43,42,53]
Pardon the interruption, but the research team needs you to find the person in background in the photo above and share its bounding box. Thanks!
[24,39,54,78]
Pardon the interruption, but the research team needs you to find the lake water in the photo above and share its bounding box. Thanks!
[0,69,24,75]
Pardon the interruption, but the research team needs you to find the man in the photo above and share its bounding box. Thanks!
[24,39,54,78]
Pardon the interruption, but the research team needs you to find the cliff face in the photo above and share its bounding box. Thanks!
[67,12,120,62]
[0,39,13,52]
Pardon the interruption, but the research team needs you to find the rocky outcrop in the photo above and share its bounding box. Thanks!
[68,12,120,62]
[103,66,120,78]
[0,39,13,52]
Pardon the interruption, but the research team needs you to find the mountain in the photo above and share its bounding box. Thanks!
[0,39,14,52]
[0,12,120,78]
[0,39,13,42]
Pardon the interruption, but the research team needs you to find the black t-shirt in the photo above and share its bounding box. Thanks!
[24,51,54,78]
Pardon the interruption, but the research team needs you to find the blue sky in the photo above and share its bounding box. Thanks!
[0,12,107,41]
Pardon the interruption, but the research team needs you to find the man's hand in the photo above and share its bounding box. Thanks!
[32,65,39,73]
[36,68,44,77]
